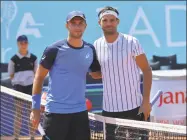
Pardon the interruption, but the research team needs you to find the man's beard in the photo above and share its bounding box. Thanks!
[103,28,117,35]
[69,32,83,39]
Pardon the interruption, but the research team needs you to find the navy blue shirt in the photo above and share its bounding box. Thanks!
[40,39,100,113]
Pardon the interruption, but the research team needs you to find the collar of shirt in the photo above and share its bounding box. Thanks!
[103,32,122,46]
[16,52,31,59]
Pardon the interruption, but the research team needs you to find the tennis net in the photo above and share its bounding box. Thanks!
[1,86,186,140]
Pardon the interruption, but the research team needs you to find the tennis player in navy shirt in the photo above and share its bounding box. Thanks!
[30,11,100,140]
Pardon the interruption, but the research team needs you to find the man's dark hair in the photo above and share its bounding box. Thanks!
[98,6,119,17]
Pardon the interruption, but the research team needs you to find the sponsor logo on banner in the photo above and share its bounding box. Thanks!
[151,116,186,125]
[1,2,186,64]
[158,91,186,107]
[16,12,44,38]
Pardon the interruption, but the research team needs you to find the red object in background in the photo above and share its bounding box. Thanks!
[40,92,47,112]
[86,98,92,111]
[40,93,93,112]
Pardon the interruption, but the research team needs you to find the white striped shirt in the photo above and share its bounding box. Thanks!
[94,33,144,112]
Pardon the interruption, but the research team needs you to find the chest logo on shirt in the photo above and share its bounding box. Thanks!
[86,53,90,58]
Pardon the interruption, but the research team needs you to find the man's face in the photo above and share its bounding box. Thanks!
[99,14,119,35]
[17,41,28,52]
[66,16,87,39]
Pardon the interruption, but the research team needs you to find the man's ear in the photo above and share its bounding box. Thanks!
[65,22,68,29]
[85,22,87,29]
[98,20,101,27]
[117,18,120,25]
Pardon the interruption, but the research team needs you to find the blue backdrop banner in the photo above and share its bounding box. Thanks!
[1,1,186,63]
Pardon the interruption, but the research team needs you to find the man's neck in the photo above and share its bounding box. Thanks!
[67,37,83,48]
[104,32,119,43]
[19,50,28,56]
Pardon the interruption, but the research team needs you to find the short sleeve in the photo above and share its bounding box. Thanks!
[40,46,58,70]
[132,38,144,57]
[89,45,101,72]
[93,41,97,49]
[8,60,15,75]
[34,58,38,72]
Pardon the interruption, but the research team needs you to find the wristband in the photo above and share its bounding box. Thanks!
[32,94,41,109]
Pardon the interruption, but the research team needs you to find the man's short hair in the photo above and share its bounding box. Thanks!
[98,6,119,18]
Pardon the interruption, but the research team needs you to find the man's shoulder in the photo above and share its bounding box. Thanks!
[44,39,66,53]
[83,41,94,48]
[121,33,139,43]
[94,36,104,45]
[49,39,66,48]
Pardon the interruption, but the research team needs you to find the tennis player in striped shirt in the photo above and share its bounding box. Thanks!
[90,6,152,139]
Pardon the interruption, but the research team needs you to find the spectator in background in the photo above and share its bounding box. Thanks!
[8,35,38,140]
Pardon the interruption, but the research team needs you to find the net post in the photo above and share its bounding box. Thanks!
[103,117,106,140]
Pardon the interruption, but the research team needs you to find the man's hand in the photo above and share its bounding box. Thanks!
[30,109,41,130]
[138,101,151,121]
[89,72,102,79]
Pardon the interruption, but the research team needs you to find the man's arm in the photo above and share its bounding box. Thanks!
[31,65,48,129]
[132,38,152,120]
[31,46,58,129]
[135,54,152,104]
[32,65,48,97]
[136,54,152,121]
[32,45,58,104]
[8,60,15,79]
[89,45,102,79]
